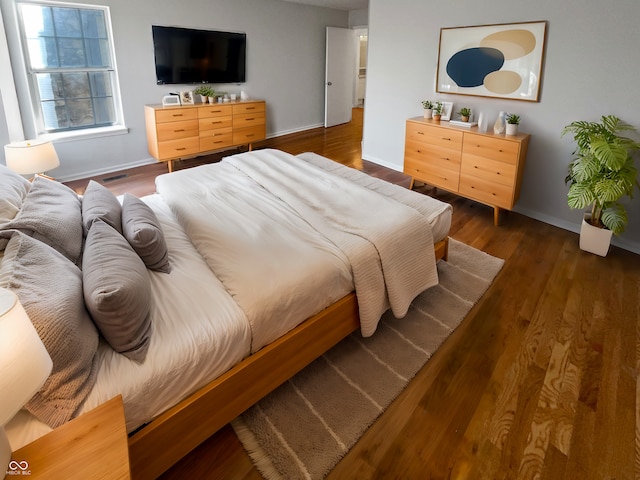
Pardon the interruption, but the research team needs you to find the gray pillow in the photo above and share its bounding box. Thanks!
[0,164,31,224]
[82,219,152,362]
[5,175,83,263]
[0,231,99,429]
[121,193,171,273]
[81,180,122,235]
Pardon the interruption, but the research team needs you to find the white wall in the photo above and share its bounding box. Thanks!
[0,0,347,179]
[364,0,640,253]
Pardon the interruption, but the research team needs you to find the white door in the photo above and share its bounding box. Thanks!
[325,27,356,128]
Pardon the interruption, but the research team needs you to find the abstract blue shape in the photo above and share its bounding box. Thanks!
[446,48,505,88]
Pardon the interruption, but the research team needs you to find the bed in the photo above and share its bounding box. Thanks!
[0,149,452,479]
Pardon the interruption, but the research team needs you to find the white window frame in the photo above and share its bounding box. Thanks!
[12,0,126,142]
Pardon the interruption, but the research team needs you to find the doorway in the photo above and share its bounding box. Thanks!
[324,27,368,128]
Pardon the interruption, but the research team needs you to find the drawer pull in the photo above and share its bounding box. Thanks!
[172,114,184,117]
[417,131,424,135]
[245,118,255,121]
[442,137,451,141]
[211,121,222,124]
[176,147,186,151]
[246,107,256,110]
[174,129,185,132]
[246,134,255,138]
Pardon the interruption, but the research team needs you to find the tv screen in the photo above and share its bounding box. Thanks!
[152,25,246,84]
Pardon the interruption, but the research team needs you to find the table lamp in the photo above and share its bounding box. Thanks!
[0,287,53,475]
[4,140,60,180]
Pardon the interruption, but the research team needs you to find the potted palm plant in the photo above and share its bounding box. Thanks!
[422,100,434,119]
[562,115,640,256]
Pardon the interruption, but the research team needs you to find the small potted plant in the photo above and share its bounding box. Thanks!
[458,107,472,122]
[194,85,212,103]
[505,113,520,135]
[562,115,640,256]
[432,102,443,122]
[422,100,434,119]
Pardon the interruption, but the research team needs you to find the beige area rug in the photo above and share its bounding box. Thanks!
[231,239,504,480]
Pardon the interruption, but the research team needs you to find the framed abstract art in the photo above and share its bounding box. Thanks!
[436,21,547,102]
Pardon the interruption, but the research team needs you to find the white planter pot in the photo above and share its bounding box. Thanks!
[579,215,613,256]
[423,109,432,119]
[505,123,518,135]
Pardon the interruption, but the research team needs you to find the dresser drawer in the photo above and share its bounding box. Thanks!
[233,102,265,115]
[461,154,516,187]
[157,137,199,160]
[233,124,266,144]
[406,122,463,150]
[233,112,265,128]
[200,130,233,151]
[459,173,514,209]
[405,139,461,168]
[156,119,199,141]
[199,116,233,132]
[404,155,460,192]
[155,108,198,124]
[198,104,233,118]
[462,134,519,164]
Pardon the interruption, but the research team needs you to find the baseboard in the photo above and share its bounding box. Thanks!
[266,123,324,138]
[514,205,640,255]
[59,158,158,182]
[361,153,403,172]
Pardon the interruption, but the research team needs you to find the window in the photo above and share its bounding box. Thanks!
[16,1,122,134]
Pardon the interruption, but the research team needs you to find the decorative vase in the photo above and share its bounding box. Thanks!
[506,123,518,135]
[433,114,441,122]
[493,111,506,134]
[199,95,208,103]
[579,214,613,256]
[208,96,215,104]
[423,109,432,119]
[461,115,469,122]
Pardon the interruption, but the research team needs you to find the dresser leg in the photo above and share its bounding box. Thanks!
[167,160,174,173]
[493,207,500,226]
[409,177,415,190]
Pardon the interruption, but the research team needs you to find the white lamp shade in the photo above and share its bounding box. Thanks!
[0,288,52,426]
[4,140,60,176]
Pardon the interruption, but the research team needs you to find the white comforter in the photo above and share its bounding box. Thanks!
[156,149,439,340]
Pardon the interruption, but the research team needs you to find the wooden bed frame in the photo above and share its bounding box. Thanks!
[128,237,449,479]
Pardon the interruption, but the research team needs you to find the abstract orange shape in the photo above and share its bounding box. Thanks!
[480,29,537,60]
[484,70,522,94]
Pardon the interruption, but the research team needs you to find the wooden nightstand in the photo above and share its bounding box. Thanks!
[9,396,130,479]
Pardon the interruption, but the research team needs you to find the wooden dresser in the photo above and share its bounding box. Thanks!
[145,100,266,172]
[404,117,530,225]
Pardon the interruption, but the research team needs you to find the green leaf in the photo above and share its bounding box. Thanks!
[567,183,595,209]
[601,204,628,234]
[590,137,628,170]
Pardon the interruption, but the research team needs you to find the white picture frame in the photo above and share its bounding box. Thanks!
[441,101,453,121]
[179,90,194,105]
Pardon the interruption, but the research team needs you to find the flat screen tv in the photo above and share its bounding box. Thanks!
[152,25,246,84]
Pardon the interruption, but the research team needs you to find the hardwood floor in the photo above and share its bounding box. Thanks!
[66,108,640,479]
